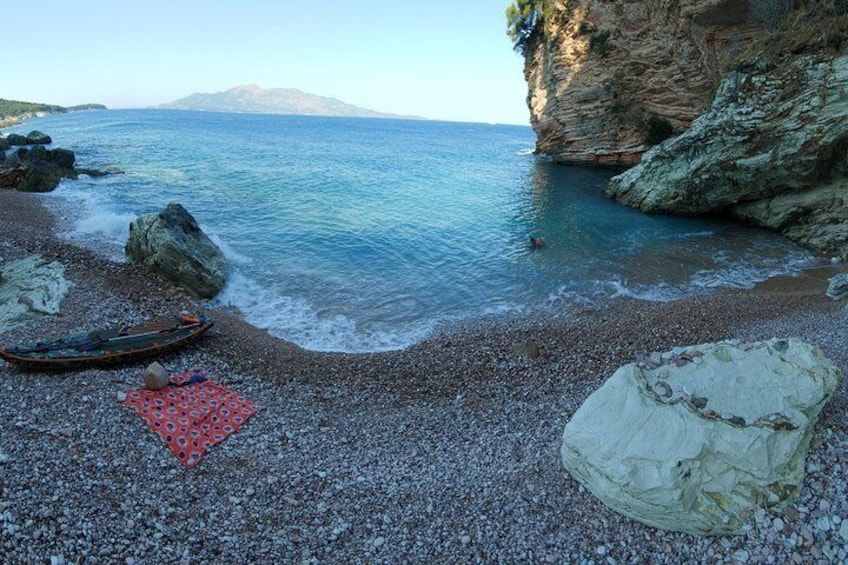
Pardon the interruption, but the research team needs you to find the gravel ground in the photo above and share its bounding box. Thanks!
[1,189,847,564]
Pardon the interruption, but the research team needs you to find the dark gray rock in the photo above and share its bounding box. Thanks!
[10,145,75,170]
[17,161,63,192]
[49,148,76,170]
[0,168,25,189]
[25,130,52,145]
[0,137,9,151]
[4,148,28,169]
[27,145,49,162]
[4,146,75,174]
[125,203,229,299]
[6,133,27,146]
[826,272,848,300]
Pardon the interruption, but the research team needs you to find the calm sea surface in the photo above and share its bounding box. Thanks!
[11,109,820,351]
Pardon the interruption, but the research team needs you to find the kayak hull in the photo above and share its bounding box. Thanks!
[0,314,214,371]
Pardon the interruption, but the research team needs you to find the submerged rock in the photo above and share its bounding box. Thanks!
[125,203,229,299]
[0,255,71,331]
[561,338,841,535]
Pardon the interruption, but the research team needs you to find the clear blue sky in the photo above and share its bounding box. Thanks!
[2,1,531,125]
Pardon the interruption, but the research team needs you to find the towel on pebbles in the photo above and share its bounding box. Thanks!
[123,369,256,467]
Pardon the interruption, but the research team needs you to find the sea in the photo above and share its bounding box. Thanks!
[6,109,822,352]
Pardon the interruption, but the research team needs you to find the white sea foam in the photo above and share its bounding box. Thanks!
[214,270,435,352]
[689,253,813,291]
[74,209,135,243]
[209,234,253,266]
[516,147,535,156]
[579,247,818,305]
[44,184,135,261]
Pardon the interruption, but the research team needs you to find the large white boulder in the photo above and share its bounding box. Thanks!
[0,255,70,331]
[561,338,841,535]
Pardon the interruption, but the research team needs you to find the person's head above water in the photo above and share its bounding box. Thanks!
[530,236,545,248]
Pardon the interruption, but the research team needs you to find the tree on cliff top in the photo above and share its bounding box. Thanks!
[506,0,541,55]
[0,99,65,120]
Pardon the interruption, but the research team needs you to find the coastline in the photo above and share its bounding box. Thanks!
[1,189,847,563]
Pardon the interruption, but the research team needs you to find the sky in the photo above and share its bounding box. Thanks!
[2,1,531,125]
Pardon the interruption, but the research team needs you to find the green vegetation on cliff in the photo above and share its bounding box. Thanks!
[0,98,65,119]
[0,99,106,127]
[505,0,541,55]
[506,0,565,54]
[741,0,848,65]
[66,104,108,112]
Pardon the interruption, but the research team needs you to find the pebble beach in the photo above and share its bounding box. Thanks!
[1,189,847,564]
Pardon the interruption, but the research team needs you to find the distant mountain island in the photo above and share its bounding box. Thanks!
[160,84,418,119]
[0,98,107,127]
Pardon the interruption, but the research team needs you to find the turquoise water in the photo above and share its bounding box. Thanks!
[10,110,819,351]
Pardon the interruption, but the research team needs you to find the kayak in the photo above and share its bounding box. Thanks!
[0,314,213,370]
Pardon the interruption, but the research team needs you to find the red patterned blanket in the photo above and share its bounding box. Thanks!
[123,369,256,468]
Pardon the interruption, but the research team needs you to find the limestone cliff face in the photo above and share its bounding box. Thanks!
[605,51,848,258]
[524,0,781,166]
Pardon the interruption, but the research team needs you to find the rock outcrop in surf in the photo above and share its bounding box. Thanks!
[125,203,229,299]
[0,130,119,192]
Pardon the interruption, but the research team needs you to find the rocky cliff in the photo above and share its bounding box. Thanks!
[522,0,788,166]
[520,0,848,258]
[605,50,848,258]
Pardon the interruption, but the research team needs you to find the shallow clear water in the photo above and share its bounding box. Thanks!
[11,110,820,351]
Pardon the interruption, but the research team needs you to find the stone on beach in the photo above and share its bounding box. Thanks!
[0,168,25,189]
[0,255,71,331]
[561,338,842,536]
[17,161,63,193]
[826,272,848,300]
[125,202,229,299]
[2,146,77,192]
